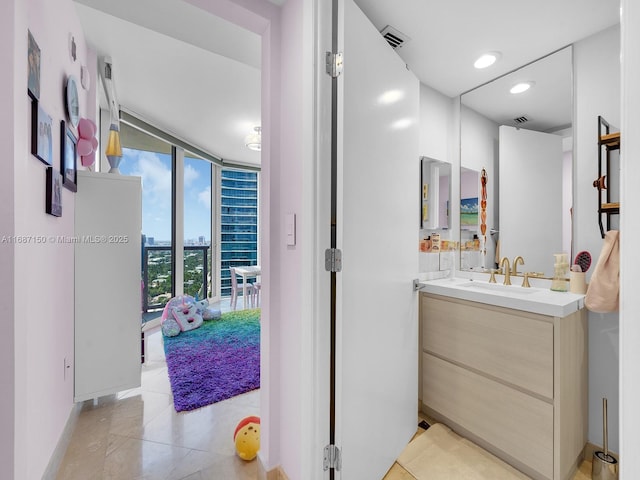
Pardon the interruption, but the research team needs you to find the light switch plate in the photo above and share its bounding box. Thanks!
[286,213,296,246]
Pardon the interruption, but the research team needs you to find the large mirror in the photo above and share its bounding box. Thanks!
[459,46,573,277]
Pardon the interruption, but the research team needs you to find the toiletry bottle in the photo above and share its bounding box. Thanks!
[473,234,480,251]
[551,253,569,292]
[431,233,440,252]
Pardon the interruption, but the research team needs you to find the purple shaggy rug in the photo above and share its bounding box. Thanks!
[163,308,260,412]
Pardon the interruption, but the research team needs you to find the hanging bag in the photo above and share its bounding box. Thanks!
[585,230,620,313]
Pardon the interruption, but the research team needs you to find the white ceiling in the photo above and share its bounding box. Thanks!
[75,0,262,166]
[354,0,619,97]
[74,0,620,166]
[354,0,619,134]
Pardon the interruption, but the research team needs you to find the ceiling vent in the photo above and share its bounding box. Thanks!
[513,115,529,125]
[380,25,411,49]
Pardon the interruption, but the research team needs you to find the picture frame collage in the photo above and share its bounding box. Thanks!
[28,29,79,217]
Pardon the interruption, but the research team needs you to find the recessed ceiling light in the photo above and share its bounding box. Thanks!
[474,52,501,69]
[510,81,535,94]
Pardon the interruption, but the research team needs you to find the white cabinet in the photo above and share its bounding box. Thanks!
[74,171,142,402]
[420,293,587,480]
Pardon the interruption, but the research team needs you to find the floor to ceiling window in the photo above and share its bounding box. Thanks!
[183,154,213,300]
[118,123,174,311]
[117,118,259,310]
[220,169,259,297]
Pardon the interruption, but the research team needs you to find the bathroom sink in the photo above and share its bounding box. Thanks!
[458,281,537,294]
[418,276,585,317]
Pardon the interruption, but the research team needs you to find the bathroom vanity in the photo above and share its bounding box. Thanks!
[419,279,587,480]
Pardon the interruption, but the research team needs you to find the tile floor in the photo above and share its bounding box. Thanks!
[56,299,260,480]
[57,298,594,480]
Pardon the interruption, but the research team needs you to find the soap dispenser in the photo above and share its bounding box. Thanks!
[551,253,569,292]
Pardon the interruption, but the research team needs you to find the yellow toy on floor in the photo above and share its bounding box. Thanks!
[234,416,261,461]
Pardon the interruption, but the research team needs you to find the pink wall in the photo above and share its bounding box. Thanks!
[7,0,94,477]
[277,0,306,476]
[0,1,17,478]
[184,1,316,478]
[185,0,285,472]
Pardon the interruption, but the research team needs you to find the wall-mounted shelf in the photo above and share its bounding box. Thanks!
[595,116,620,238]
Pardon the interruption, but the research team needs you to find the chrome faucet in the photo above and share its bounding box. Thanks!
[512,256,525,276]
[499,257,511,285]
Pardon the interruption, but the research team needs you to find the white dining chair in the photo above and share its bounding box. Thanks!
[250,281,261,308]
[229,267,253,310]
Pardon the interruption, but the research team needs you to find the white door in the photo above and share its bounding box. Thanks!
[499,126,564,276]
[334,0,420,478]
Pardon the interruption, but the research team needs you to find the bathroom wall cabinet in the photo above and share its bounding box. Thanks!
[596,115,620,238]
[419,293,587,480]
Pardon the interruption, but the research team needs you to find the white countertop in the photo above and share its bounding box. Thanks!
[418,275,585,318]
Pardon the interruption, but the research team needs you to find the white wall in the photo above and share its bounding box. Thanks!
[574,25,621,453]
[419,83,453,161]
[620,0,640,474]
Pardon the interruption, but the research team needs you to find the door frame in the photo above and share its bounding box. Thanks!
[185,1,331,477]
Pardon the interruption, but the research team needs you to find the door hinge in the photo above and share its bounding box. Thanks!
[325,248,343,272]
[323,444,342,471]
[326,52,344,78]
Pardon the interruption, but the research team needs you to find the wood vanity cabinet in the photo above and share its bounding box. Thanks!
[419,293,587,480]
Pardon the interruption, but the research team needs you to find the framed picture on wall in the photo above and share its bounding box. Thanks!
[31,101,53,166]
[460,197,479,226]
[27,30,41,100]
[60,120,78,192]
[45,167,62,217]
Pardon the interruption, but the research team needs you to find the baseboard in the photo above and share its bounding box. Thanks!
[41,402,82,480]
[257,456,289,480]
[584,442,619,462]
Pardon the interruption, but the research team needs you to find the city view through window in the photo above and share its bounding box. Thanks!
[119,127,258,311]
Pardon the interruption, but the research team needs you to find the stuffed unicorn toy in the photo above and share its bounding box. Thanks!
[160,296,221,337]
[170,302,204,333]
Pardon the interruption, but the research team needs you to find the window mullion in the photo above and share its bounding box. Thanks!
[173,146,185,296]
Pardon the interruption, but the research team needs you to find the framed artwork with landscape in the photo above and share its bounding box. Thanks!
[460,197,479,227]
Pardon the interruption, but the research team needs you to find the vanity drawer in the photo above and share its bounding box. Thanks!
[422,352,553,479]
[421,295,553,399]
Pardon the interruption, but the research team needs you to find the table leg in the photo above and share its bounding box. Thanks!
[242,274,247,309]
